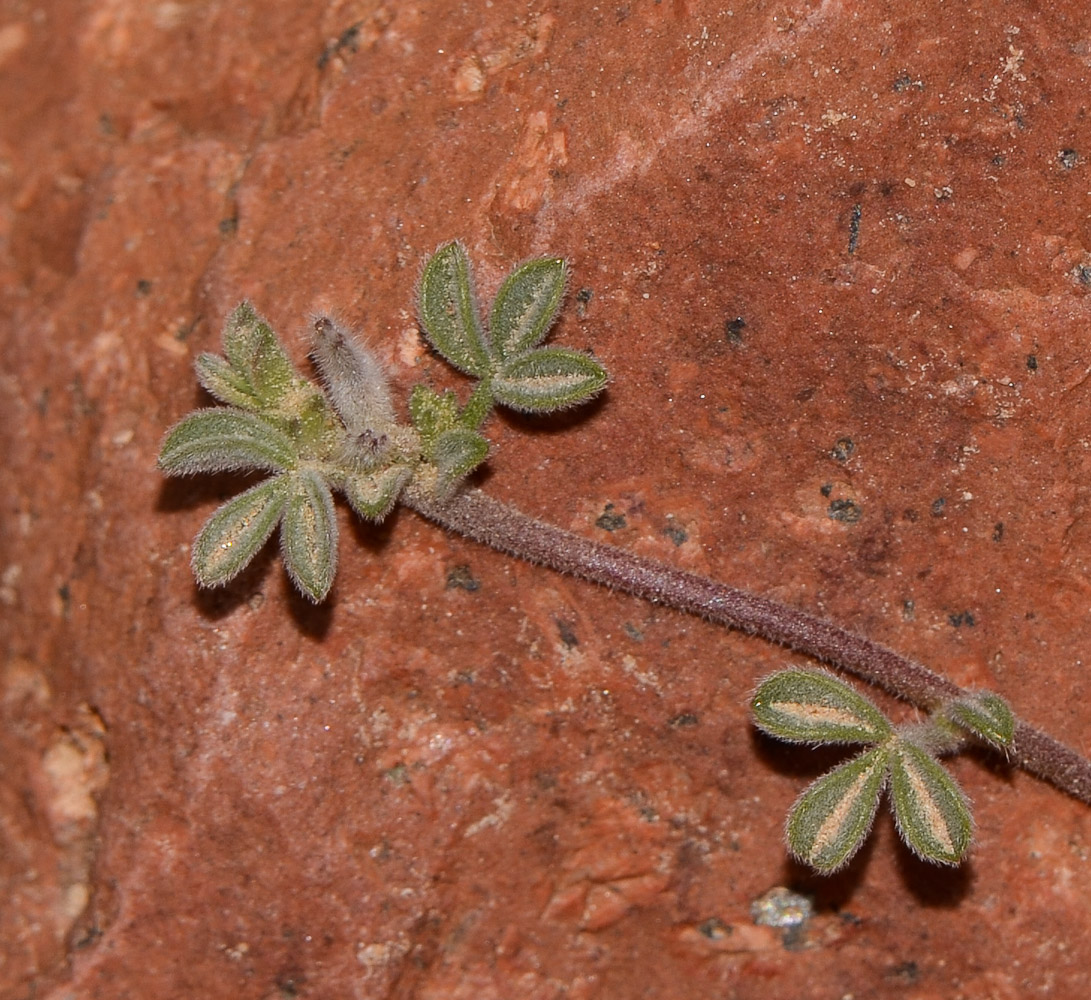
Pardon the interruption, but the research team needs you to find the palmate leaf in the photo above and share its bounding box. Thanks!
[786,746,889,873]
[418,241,492,377]
[491,347,607,413]
[888,739,973,866]
[281,469,338,603]
[752,668,893,745]
[158,408,298,476]
[489,256,567,360]
[191,476,290,588]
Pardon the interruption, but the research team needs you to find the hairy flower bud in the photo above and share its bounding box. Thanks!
[311,316,395,441]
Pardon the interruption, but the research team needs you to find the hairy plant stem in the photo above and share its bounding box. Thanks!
[406,485,1091,806]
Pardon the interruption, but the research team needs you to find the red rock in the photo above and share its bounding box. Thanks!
[3,2,1091,997]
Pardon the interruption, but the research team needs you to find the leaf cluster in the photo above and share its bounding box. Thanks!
[158,244,608,602]
[418,242,608,420]
[751,668,1015,873]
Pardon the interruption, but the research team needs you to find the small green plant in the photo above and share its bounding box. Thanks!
[159,243,606,601]
[751,668,1015,871]
[160,241,1091,876]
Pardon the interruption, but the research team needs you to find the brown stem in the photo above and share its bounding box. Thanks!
[407,486,1091,806]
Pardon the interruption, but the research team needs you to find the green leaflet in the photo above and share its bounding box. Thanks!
[341,465,412,522]
[489,256,567,360]
[281,469,338,603]
[432,428,489,494]
[158,408,298,476]
[418,241,492,377]
[786,746,889,873]
[221,301,300,406]
[944,691,1016,749]
[491,347,608,413]
[194,352,263,410]
[888,739,973,865]
[751,668,893,745]
[191,476,290,588]
[408,384,462,452]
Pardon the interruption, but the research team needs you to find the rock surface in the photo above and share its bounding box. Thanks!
[2,1,1091,997]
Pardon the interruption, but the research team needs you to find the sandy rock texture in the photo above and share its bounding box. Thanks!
[3,1,1091,997]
